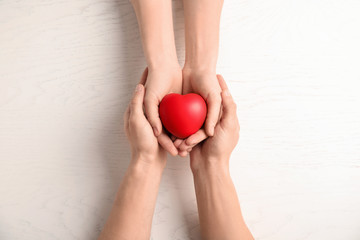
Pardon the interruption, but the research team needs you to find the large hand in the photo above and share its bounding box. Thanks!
[189,75,240,173]
[124,69,166,167]
[144,66,183,156]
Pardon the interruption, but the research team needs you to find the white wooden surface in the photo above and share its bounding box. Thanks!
[1,0,360,239]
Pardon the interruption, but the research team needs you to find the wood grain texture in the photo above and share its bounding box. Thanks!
[1,0,360,239]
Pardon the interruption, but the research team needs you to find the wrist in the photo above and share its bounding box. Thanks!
[192,161,231,184]
[130,153,166,173]
[148,58,181,72]
[191,156,229,177]
[182,65,216,77]
[184,43,218,72]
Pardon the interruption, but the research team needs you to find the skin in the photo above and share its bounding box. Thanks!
[182,0,224,138]
[191,75,253,240]
[131,0,182,156]
[99,1,253,239]
[172,0,224,153]
[98,69,166,240]
[131,0,224,156]
[98,74,253,240]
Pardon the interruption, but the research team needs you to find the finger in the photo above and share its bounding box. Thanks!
[205,91,222,136]
[177,130,207,152]
[129,84,145,117]
[217,74,228,91]
[179,151,188,157]
[185,129,207,146]
[158,132,178,156]
[217,75,238,125]
[128,68,148,117]
[174,139,183,148]
[177,141,190,152]
[144,95,162,136]
[139,67,148,85]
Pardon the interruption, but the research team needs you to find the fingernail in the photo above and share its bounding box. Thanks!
[187,148,192,152]
[224,89,230,96]
[135,84,142,92]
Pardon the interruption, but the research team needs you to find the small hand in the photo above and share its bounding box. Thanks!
[144,65,183,156]
[182,68,222,137]
[124,69,166,167]
[173,69,223,157]
[144,65,182,155]
[189,75,240,172]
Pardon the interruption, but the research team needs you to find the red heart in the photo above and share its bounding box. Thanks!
[159,93,207,139]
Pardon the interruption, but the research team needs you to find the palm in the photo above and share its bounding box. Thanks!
[145,68,182,107]
[182,71,221,100]
[189,124,227,170]
[182,69,222,138]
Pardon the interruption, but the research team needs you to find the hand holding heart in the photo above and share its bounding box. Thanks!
[188,75,240,172]
[129,69,236,161]
[143,66,183,156]
[124,69,167,168]
[143,67,222,157]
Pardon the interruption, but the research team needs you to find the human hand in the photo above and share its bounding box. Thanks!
[124,69,167,168]
[182,68,222,137]
[187,75,240,173]
[172,68,222,157]
[144,65,183,156]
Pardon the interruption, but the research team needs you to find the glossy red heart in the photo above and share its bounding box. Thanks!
[159,93,207,138]
[159,93,207,139]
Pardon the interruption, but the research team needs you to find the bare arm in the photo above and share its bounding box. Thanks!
[98,70,166,240]
[182,0,224,137]
[190,75,254,240]
[130,0,182,156]
[98,162,163,240]
[183,0,223,71]
[193,165,253,240]
[131,0,178,69]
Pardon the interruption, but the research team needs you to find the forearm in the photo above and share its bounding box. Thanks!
[193,160,253,240]
[131,0,179,69]
[183,0,224,71]
[98,159,164,240]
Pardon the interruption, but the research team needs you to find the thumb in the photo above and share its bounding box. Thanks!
[144,95,162,136]
[129,84,145,117]
[217,75,237,126]
[205,91,222,136]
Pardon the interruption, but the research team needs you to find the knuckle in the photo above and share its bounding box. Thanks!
[180,144,188,151]
[129,114,137,125]
[130,99,137,110]
[209,91,222,103]
[214,94,222,103]
[228,101,237,112]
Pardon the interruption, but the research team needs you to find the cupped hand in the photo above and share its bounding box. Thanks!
[124,69,166,167]
[188,75,240,173]
[144,65,183,156]
[182,68,222,137]
[172,68,222,157]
